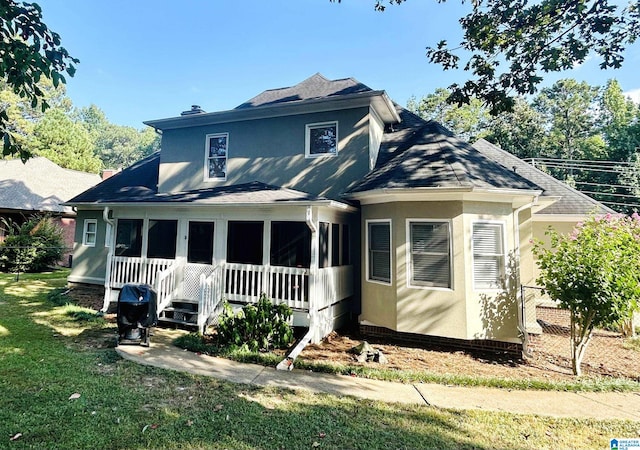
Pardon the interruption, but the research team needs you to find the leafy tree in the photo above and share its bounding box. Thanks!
[335,0,640,114]
[30,107,101,173]
[599,79,640,162]
[484,97,546,159]
[0,0,78,161]
[533,214,640,376]
[0,215,65,273]
[407,88,489,141]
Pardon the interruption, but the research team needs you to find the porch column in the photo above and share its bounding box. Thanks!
[101,207,115,312]
[306,206,320,342]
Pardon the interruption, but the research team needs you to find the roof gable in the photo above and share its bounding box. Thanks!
[235,73,373,109]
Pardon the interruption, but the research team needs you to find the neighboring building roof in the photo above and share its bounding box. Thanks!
[0,157,101,215]
[473,139,614,215]
[235,73,373,109]
[66,152,341,207]
[348,110,541,194]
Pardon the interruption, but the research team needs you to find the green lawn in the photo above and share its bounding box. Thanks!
[0,271,638,450]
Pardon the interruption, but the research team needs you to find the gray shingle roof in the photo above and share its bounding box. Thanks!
[235,73,372,109]
[348,110,541,194]
[473,139,614,215]
[66,152,331,206]
[0,157,101,215]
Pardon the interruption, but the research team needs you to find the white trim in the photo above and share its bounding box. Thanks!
[531,214,587,222]
[82,219,97,247]
[405,219,454,291]
[471,220,507,290]
[365,219,392,286]
[305,121,339,158]
[104,222,112,248]
[203,132,229,181]
[349,188,543,205]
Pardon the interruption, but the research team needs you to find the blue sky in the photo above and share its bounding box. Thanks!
[38,0,640,129]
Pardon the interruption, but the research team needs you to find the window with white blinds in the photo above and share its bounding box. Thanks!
[367,221,391,283]
[409,221,451,288]
[472,222,505,289]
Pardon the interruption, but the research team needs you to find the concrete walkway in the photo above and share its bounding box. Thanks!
[115,329,640,421]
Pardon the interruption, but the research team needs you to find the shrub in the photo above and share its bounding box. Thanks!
[0,216,65,273]
[217,294,294,352]
[47,288,72,306]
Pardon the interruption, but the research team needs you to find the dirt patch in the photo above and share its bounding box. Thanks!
[297,329,640,383]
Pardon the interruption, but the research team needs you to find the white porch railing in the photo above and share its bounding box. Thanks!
[155,261,182,315]
[315,265,355,310]
[198,265,224,331]
[222,263,310,310]
[110,256,175,288]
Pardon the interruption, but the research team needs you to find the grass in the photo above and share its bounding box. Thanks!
[175,333,640,393]
[623,337,640,352]
[1,271,638,449]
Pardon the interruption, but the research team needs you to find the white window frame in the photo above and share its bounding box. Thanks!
[204,132,229,181]
[406,219,453,290]
[471,220,507,289]
[82,219,97,247]
[305,121,338,158]
[366,219,392,285]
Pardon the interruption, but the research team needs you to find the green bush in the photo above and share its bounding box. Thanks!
[217,294,294,352]
[0,216,65,273]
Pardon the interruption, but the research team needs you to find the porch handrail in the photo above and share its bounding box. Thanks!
[110,256,175,288]
[198,265,224,332]
[314,265,354,311]
[154,261,182,316]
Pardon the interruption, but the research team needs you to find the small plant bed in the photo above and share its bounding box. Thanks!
[178,327,640,393]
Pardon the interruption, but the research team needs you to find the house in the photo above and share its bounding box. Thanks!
[65,74,610,352]
[0,157,101,265]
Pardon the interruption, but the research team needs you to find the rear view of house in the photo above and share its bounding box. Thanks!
[66,74,608,351]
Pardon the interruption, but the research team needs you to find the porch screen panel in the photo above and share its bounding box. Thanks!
[368,222,390,283]
[147,220,177,259]
[188,222,214,264]
[319,222,329,268]
[342,224,350,265]
[410,222,450,288]
[472,222,505,288]
[270,221,310,268]
[331,223,340,267]
[115,219,142,257]
[227,221,263,264]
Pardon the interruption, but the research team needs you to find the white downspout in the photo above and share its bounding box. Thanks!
[276,206,319,371]
[513,197,537,357]
[101,207,115,313]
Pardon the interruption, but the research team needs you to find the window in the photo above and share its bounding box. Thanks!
[305,121,338,157]
[147,220,177,259]
[227,221,263,264]
[115,219,142,257]
[271,221,310,268]
[205,133,228,180]
[367,220,391,283]
[82,219,97,247]
[408,221,451,288]
[472,222,505,289]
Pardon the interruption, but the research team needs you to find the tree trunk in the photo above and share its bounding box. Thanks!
[570,310,594,376]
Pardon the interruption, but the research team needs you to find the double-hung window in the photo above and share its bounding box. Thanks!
[305,121,338,157]
[472,222,505,289]
[408,221,451,288]
[205,133,228,180]
[367,220,391,283]
[82,219,97,247]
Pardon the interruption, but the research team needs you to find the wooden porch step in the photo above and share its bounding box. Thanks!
[157,317,199,329]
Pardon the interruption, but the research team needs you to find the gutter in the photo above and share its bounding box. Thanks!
[276,328,314,371]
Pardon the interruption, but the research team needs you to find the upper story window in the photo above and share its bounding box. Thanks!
[82,219,97,247]
[204,133,228,181]
[472,222,506,289]
[306,121,338,158]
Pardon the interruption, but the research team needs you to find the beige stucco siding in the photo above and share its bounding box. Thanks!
[361,200,523,343]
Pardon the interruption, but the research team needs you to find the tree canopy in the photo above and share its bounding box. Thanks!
[0,0,79,161]
[335,0,640,113]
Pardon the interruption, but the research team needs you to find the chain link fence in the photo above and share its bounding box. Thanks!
[521,285,640,379]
